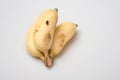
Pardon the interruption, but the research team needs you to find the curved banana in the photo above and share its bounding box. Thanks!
[26,24,44,61]
[50,22,77,58]
[27,8,58,67]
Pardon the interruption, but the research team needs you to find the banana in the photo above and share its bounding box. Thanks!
[50,22,77,58]
[26,8,58,67]
[26,24,45,61]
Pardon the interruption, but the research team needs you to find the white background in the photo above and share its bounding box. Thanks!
[0,0,120,80]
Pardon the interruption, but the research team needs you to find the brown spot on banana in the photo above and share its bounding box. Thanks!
[59,34,65,47]
[46,20,49,25]
[34,29,38,33]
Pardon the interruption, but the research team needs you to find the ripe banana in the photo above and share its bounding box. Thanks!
[26,8,58,67]
[33,8,58,55]
[50,22,77,58]
[26,24,44,61]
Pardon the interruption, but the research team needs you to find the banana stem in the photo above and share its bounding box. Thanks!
[44,51,53,67]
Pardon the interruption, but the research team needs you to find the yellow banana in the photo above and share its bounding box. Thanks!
[50,22,77,58]
[26,8,58,67]
[33,8,58,56]
[25,24,44,61]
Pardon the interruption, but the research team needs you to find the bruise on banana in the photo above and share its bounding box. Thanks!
[44,32,51,45]
[59,34,65,47]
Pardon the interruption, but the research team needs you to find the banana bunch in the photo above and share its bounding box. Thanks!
[26,8,77,67]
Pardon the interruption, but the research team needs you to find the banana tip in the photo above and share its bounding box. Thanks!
[55,8,58,12]
[76,24,78,27]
